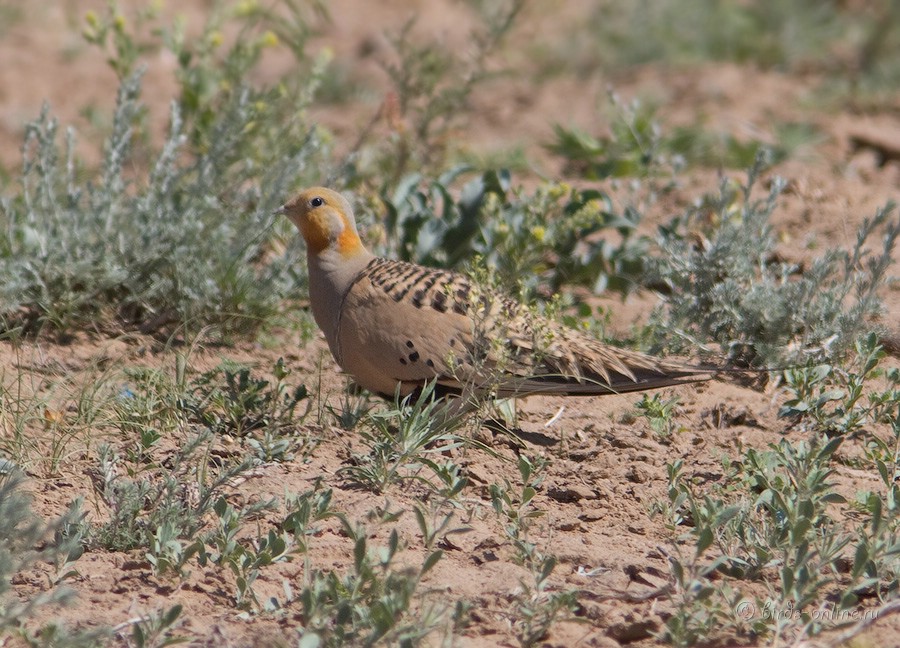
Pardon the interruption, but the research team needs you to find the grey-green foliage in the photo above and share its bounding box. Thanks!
[0,69,319,335]
[487,455,578,646]
[91,429,264,554]
[662,438,854,644]
[547,96,682,179]
[550,107,816,174]
[296,521,448,647]
[338,381,466,494]
[0,470,99,641]
[187,357,311,443]
[93,356,311,556]
[126,604,185,648]
[646,156,899,366]
[489,454,547,560]
[204,497,291,610]
[513,554,578,648]
[635,393,682,439]
[657,336,900,645]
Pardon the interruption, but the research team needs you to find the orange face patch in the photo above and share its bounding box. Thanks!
[337,224,364,256]
[300,208,364,257]
[299,211,332,255]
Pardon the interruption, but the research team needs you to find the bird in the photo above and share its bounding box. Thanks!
[276,187,712,404]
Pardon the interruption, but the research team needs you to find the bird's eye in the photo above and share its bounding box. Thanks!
[310,197,324,207]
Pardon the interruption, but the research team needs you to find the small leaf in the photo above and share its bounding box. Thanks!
[422,549,443,574]
[354,536,366,572]
[162,604,182,626]
[696,528,714,555]
[521,486,536,505]
[852,542,869,579]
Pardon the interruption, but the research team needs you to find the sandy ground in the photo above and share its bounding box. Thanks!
[2,1,900,646]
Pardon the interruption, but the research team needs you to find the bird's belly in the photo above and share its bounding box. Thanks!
[336,305,453,398]
[337,341,408,396]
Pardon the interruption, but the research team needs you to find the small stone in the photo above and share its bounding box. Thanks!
[547,484,594,502]
[608,613,662,642]
[579,508,606,523]
[627,465,651,484]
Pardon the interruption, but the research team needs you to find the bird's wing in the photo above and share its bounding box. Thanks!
[336,258,479,397]
[337,258,709,398]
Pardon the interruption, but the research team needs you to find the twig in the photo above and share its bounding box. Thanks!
[544,405,565,427]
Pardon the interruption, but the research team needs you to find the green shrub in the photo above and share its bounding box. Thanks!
[0,470,98,642]
[1,0,335,336]
[0,70,319,336]
[380,169,648,298]
[656,336,900,646]
[548,96,821,176]
[646,155,899,366]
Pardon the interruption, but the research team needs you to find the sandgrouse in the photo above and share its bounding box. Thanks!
[277,187,710,402]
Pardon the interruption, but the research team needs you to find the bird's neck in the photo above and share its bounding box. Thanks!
[308,242,374,284]
[306,245,375,360]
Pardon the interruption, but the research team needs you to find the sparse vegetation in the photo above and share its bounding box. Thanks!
[646,155,899,366]
[1,1,899,646]
[655,334,900,646]
[0,470,99,643]
[338,381,466,494]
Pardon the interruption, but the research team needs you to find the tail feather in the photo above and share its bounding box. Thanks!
[491,368,712,398]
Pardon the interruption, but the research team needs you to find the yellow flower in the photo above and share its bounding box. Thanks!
[547,182,570,201]
[530,225,546,242]
[260,30,279,48]
[235,0,258,17]
[113,14,126,31]
[208,30,224,48]
[85,10,99,28]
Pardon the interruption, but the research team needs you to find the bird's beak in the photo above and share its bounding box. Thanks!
[273,204,286,216]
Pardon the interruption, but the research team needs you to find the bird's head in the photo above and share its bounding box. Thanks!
[276,187,366,257]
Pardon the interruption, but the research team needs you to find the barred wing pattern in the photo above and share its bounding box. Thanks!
[335,258,709,398]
